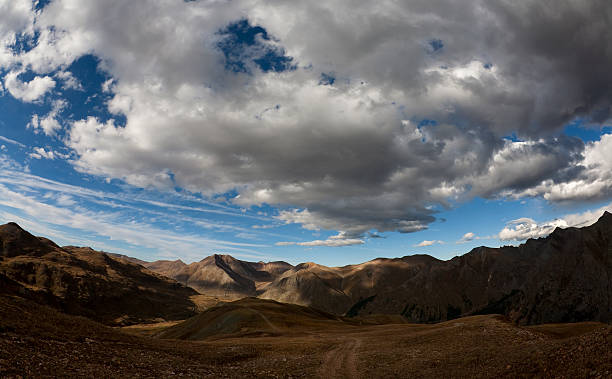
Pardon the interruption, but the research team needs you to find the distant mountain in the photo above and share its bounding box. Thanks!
[142,254,293,297]
[260,211,612,325]
[0,222,198,325]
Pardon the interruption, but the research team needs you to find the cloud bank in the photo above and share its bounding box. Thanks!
[1,0,612,239]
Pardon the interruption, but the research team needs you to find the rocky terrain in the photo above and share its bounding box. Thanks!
[0,222,198,325]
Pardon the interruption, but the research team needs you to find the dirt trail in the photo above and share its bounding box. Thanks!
[249,307,280,333]
[319,337,361,378]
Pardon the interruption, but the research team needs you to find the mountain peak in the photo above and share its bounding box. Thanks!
[598,210,612,223]
[1,222,53,258]
[0,222,25,234]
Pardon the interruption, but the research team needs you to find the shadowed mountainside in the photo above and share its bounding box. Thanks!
[259,211,612,325]
[0,222,198,325]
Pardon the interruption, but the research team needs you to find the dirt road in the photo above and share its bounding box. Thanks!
[319,337,362,378]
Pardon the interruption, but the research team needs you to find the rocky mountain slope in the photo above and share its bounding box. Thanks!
[141,254,293,297]
[0,222,198,325]
[259,211,612,324]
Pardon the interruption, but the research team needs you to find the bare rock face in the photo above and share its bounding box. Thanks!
[0,223,198,326]
[260,212,612,325]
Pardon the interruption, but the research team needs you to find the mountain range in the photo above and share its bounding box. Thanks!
[130,254,293,297]
[1,211,611,326]
[138,211,612,325]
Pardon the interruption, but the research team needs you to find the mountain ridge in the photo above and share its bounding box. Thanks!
[0,222,198,326]
[144,211,612,324]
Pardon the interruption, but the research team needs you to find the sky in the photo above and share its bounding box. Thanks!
[0,0,611,267]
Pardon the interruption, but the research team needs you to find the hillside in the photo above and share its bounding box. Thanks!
[157,297,349,340]
[0,222,198,325]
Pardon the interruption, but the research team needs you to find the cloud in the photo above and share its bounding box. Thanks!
[0,135,25,148]
[2,0,612,239]
[499,203,612,241]
[29,147,60,160]
[3,71,55,102]
[498,218,568,241]
[414,240,444,247]
[0,0,34,68]
[0,180,272,262]
[28,99,66,136]
[276,231,364,247]
[276,238,364,247]
[508,133,612,203]
[458,232,475,243]
[0,161,296,262]
[55,70,83,90]
[252,224,277,229]
[456,231,494,244]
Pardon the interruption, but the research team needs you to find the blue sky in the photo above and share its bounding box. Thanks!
[0,0,611,266]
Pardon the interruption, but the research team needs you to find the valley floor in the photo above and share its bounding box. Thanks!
[1,294,611,378]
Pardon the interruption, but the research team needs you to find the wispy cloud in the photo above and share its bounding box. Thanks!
[414,240,444,247]
[0,135,26,148]
[456,232,494,244]
[276,232,364,247]
[0,161,289,262]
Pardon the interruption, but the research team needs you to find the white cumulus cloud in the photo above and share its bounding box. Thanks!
[4,71,55,102]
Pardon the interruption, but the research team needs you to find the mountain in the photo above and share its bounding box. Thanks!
[142,254,293,297]
[260,212,612,325]
[0,222,198,325]
[259,262,354,315]
[3,211,611,327]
